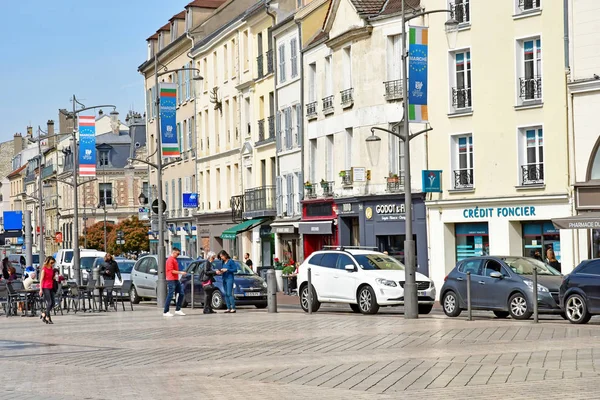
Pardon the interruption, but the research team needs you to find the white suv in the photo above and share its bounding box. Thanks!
[297,249,435,315]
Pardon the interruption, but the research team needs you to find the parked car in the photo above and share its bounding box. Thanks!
[55,249,103,279]
[80,251,106,284]
[441,256,563,320]
[130,255,194,303]
[181,259,267,309]
[559,259,600,324]
[296,249,436,315]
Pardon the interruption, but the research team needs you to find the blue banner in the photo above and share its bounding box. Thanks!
[78,115,96,176]
[3,211,22,231]
[408,26,429,123]
[159,83,180,157]
[422,170,442,192]
[182,193,198,208]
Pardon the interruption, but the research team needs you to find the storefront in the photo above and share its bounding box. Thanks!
[195,211,240,258]
[334,194,429,275]
[272,222,300,265]
[300,198,338,259]
[427,198,573,298]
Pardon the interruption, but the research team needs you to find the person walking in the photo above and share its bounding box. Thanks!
[163,247,187,317]
[244,253,253,270]
[218,250,237,313]
[101,254,122,282]
[38,256,56,324]
[200,252,218,314]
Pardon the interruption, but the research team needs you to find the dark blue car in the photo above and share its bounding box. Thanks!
[181,259,268,309]
[559,259,600,324]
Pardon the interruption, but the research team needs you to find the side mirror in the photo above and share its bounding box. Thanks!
[344,264,355,272]
[149,268,157,275]
[490,271,503,279]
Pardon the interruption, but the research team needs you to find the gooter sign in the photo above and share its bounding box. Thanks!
[376,204,406,214]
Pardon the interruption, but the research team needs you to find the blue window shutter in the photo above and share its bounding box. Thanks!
[286,174,293,216]
[276,111,282,152]
[295,104,302,147]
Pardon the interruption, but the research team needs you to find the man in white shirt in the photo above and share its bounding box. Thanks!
[23,271,37,290]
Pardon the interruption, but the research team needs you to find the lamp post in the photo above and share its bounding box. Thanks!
[97,198,118,253]
[137,55,202,309]
[365,2,458,319]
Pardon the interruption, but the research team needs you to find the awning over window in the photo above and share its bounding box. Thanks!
[552,213,600,230]
[298,221,333,235]
[221,218,267,240]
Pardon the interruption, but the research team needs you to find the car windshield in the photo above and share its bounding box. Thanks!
[354,254,406,271]
[117,261,135,274]
[500,257,561,276]
[64,251,73,263]
[80,257,96,271]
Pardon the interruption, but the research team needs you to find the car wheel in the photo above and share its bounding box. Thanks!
[211,290,226,310]
[255,303,268,309]
[130,286,140,304]
[508,293,532,320]
[418,304,434,315]
[357,286,379,315]
[442,291,461,317]
[565,294,592,324]
[493,311,510,319]
[299,284,320,313]
[350,304,361,313]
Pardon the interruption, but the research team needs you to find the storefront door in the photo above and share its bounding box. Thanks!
[523,221,561,263]
[455,223,489,261]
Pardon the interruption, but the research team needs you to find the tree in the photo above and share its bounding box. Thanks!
[108,215,149,255]
[80,221,115,251]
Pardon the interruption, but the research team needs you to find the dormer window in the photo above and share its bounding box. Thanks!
[158,33,164,51]
[98,150,110,167]
[171,21,177,42]
[186,9,192,31]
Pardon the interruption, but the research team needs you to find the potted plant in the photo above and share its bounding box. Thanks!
[339,170,347,178]
[387,173,399,183]
[304,181,313,189]
[273,257,284,291]
[320,178,329,189]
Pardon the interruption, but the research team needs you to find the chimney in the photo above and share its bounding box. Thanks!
[47,120,55,148]
[13,133,23,156]
[26,126,33,138]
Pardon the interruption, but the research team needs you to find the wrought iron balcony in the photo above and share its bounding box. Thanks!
[384,80,403,101]
[257,55,264,79]
[258,119,265,142]
[41,165,55,179]
[450,0,470,24]
[387,177,403,193]
[519,0,540,11]
[340,88,354,107]
[306,101,317,118]
[230,194,244,223]
[519,76,542,101]
[320,181,334,197]
[453,168,474,189]
[452,87,472,109]
[243,185,276,218]
[305,184,317,199]
[521,163,544,185]
[341,170,352,186]
[322,95,334,114]
[268,115,275,138]
[266,49,274,74]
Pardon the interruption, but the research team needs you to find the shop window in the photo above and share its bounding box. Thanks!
[455,223,489,261]
[522,221,560,262]
[377,235,416,265]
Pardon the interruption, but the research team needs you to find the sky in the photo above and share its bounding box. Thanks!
[0,1,189,142]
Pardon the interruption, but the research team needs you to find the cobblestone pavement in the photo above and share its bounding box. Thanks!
[2,304,600,399]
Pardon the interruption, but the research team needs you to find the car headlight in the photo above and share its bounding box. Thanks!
[524,280,549,293]
[262,281,268,288]
[233,283,237,289]
[376,278,397,287]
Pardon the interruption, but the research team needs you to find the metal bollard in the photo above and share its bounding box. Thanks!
[191,272,195,309]
[466,272,472,321]
[267,269,278,313]
[307,267,312,315]
[533,266,538,323]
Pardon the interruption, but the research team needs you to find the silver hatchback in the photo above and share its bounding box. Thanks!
[130,255,194,303]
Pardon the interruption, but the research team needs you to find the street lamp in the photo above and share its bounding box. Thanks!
[365,2,457,320]
[97,198,118,252]
[138,192,148,205]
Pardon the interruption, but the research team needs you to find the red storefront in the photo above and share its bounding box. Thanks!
[300,198,339,259]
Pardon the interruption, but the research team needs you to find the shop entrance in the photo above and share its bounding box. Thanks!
[522,221,561,263]
[455,223,489,261]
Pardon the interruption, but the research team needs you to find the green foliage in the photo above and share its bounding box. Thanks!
[282,266,295,275]
[108,215,149,255]
[80,221,115,251]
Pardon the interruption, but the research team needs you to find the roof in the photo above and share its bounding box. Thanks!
[7,164,26,179]
[379,0,420,16]
[349,0,386,17]
[157,23,171,32]
[146,33,159,41]
[185,0,226,9]
[96,131,132,144]
[169,11,186,22]
[191,9,247,52]
[242,0,269,21]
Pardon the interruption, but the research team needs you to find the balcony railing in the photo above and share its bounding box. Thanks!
[305,184,317,199]
[521,163,544,185]
[387,178,403,193]
[384,80,403,101]
[452,87,472,109]
[306,101,317,118]
[230,194,244,223]
[266,49,274,74]
[257,54,264,79]
[320,181,334,197]
[450,0,470,24]
[41,165,55,179]
[268,115,275,138]
[454,168,474,189]
[243,185,276,217]
[322,95,334,114]
[24,174,36,183]
[340,88,354,107]
[519,76,542,101]
[341,170,352,186]
[258,119,265,142]
[519,0,540,11]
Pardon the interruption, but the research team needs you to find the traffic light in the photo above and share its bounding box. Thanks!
[366,169,371,180]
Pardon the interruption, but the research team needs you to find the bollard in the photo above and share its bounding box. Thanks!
[307,267,312,315]
[191,272,195,309]
[267,269,278,313]
[466,272,472,321]
[533,266,538,323]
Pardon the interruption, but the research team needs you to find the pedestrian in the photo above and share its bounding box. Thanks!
[531,250,543,262]
[7,266,17,282]
[199,251,218,314]
[1,258,9,280]
[163,247,187,317]
[39,256,56,324]
[546,248,562,272]
[23,270,36,290]
[218,250,237,313]
[102,254,122,281]
[244,253,253,270]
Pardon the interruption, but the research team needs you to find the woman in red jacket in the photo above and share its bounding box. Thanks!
[38,256,56,324]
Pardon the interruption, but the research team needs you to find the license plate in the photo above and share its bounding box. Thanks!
[244,292,262,297]
[418,291,427,296]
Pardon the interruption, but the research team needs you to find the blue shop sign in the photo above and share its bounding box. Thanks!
[463,206,537,219]
[182,193,198,208]
[422,170,442,193]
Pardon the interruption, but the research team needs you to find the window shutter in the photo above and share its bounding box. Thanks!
[276,176,283,216]
[285,108,293,149]
[295,104,302,147]
[276,110,282,152]
[286,174,293,216]
[279,45,286,83]
[291,38,298,78]
[296,171,303,215]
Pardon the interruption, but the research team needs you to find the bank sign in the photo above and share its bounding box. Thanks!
[463,206,537,219]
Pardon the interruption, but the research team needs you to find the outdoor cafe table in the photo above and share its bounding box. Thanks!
[79,285,106,312]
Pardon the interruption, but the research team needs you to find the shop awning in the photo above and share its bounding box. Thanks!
[221,218,267,240]
[552,213,600,230]
[298,221,333,235]
[271,221,299,234]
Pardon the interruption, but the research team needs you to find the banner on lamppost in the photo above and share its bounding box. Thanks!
[160,83,180,157]
[408,26,428,123]
[78,115,97,176]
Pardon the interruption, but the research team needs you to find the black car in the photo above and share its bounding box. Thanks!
[559,259,600,324]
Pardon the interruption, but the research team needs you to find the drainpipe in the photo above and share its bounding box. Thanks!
[295,17,304,261]
[186,29,199,258]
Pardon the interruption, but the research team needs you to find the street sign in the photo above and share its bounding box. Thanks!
[151,199,168,215]
[116,239,125,245]
[138,207,150,221]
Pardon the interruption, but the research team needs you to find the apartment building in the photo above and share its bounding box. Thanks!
[424,0,571,291]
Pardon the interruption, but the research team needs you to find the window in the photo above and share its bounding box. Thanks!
[345,128,352,170]
[177,123,182,153]
[522,222,560,265]
[325,55,333,96]
[224,44,229,80]
[519,127,544,185]
[286,174,294,216]
[308,63,317,102]
[284,107,292,149]
[171,21,178,42]
[185,63,191,100]
[483,260,503,277]
[178,178,182,210]
[203,58,208,91]
[290,38,298,78]
[99,183,112,205]
[342,47,352,90]
[278,44,286,83]
[450,0,470,24]
[243,30,249,71]
[213,51,218,86]
[177,70,183,104]
[98,150,109,167]
[453,135,474,189]
[451,50,471,110]
[326,134,334,181]
[518,38,542,102]
[336,254,354,270]
[386,35,401,82]
[309,139,317,182]
[295,104,302,147]
[187,117,194,151]
[517,0,541,13]
[389,127,405,186]
[142,182,149,202]
[186,8,192,31]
